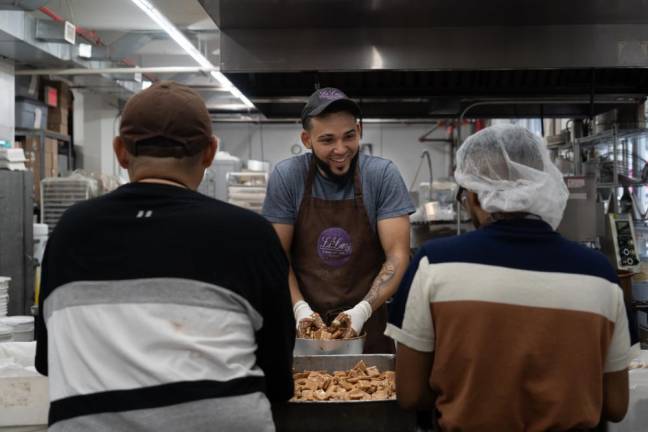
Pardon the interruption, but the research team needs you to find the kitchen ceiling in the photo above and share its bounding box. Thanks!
[11,0,648,119]
[199,0,648,119]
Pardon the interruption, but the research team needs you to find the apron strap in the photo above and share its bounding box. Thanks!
[303,156,318,200]
[353,158,363,207]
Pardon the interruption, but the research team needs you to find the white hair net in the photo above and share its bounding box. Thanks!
[454,124,568,229]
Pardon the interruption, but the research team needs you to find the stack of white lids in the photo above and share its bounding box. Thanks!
[0,324,11,342]
[0,277,9,317]
[0,316,34,342]
[0,148,26,171]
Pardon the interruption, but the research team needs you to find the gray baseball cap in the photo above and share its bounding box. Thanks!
[301,87,362,128]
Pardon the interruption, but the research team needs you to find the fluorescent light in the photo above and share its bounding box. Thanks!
[129,0,255,109]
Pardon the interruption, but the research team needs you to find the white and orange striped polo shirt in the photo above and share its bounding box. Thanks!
[386,218,637,432]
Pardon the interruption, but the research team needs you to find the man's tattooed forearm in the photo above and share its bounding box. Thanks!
[364,259,397,306]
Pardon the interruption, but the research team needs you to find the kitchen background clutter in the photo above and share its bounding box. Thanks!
[1,1,648,430]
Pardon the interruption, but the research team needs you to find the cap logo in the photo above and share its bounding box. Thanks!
[318,88,345,101]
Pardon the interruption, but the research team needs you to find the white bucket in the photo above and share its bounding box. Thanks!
[33,223,48,265]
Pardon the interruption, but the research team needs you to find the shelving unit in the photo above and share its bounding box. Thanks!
[40,176,98,235]
[226,171,268,213]
[15,127,73,175]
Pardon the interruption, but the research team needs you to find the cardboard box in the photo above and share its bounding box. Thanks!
[46,107,69,135]
[40,80,71,110]
[44,138,58,179]
[15,137,58,200]
[15,137,41,199]
[0,375,49,427]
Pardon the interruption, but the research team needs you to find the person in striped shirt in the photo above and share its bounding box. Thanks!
[386,124,637,432]
[35,81,294,431]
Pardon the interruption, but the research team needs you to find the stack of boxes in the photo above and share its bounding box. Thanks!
[43,80,71,136]
[15,136,58,199]
[14,77,72,200]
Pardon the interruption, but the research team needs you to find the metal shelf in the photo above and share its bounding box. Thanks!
[574,128,648,147]
[44,130,70,142]
[574,130,614,146]
[597,183,621,189]
[15,127,70,142]
[547,142,573,150]
[14,127,74,183]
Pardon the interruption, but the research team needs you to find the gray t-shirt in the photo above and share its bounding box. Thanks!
[262,153,415,230]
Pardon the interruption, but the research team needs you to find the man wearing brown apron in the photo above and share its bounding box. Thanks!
[262,87,415,353]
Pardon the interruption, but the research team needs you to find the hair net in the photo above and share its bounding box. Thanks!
[454,124,568,229]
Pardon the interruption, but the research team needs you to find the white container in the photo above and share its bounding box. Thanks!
[33,224,48,266]
[246,159,270,172]
[0,325,11,342]
[0,278,9,319]
[0,375,49,426]
[0,317,34,342]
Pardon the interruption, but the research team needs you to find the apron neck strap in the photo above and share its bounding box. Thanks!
[352,159,363,204]
[304,156,318,199]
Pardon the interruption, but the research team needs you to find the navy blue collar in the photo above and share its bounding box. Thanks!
[481,218,557,238]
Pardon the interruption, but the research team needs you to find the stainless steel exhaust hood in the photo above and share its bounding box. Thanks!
[199,0,648,119]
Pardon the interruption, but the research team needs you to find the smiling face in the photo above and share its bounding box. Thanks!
[301,110,361,179]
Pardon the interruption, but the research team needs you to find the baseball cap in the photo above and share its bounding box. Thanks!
[301,87,362,128]
[120,81,212,157]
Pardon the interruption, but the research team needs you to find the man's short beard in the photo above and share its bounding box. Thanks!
[313,153,358,186]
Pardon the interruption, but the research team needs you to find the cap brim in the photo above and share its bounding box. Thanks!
[306,98,362,120]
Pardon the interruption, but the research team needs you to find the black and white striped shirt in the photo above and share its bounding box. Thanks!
[35,182,295,431]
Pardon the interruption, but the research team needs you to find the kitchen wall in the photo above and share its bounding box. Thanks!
[73,91,120,176]
[212,122,464,194]
[0,59,14,144]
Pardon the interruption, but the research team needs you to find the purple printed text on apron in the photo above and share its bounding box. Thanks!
[317,227,352,267]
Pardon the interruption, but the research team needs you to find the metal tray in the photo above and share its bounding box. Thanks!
[292,353,393,376]
[293,336,366,356]
[271,355,418,432]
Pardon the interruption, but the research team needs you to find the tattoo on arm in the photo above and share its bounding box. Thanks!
[364,258,398,307]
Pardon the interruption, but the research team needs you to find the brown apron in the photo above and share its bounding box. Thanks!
[291,157,394,353]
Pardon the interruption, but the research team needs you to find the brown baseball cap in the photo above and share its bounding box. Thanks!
[120,80,212,157]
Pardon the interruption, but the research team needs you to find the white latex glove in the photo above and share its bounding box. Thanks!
[293,300,316,329]
[341,301,372,335]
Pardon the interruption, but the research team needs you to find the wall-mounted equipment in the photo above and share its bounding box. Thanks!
[35,19,76,45]
[607,213,641,271]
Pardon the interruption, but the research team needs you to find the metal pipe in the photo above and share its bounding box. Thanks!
[613,124,619,213]
[251,97,431,104]
[15,66,220,76]
[418,122,441,142]
[210,117,442,124]
[39,6,105,46]
[38,6,163,82]
[456,98,626,146]
[422,150,433,186]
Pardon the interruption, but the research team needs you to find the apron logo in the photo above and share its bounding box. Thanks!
[317,227,353,267]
